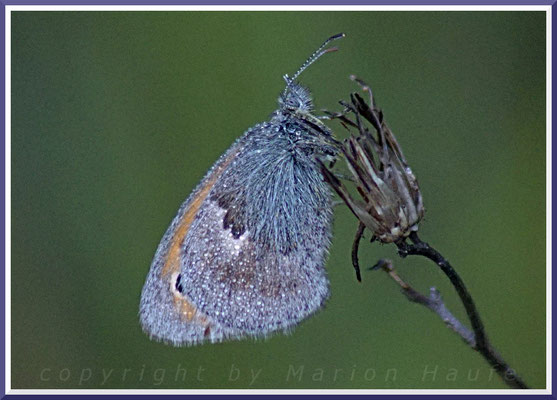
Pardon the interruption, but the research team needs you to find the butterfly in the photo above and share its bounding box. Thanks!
[139,33,344,346]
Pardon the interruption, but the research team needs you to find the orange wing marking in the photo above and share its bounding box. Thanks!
[161,151,236,277]
[160,150,238,326]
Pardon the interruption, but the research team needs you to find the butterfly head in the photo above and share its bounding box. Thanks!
[278,80,313,114]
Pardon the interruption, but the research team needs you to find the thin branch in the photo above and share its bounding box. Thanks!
[373,259,475,347]
[396,232,529,389]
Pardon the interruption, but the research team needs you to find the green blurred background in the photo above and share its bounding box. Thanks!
[11,11,546,389]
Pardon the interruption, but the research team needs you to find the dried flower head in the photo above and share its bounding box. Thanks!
[321,76,425,244]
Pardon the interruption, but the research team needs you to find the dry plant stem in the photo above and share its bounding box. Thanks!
[351,223,365,282]
[375,259,475,347]
[396,232,529,389]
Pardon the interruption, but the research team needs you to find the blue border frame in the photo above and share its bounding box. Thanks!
[0,1,554,398]
[0,1,554,5]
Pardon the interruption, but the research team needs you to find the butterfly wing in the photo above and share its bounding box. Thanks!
[140,125,333,346]
[139,141,245,346]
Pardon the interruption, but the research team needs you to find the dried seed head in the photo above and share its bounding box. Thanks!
[321,76,425,243]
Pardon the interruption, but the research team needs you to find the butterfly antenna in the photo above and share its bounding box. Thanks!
[283,33,345,93]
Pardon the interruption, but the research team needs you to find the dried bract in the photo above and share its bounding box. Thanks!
[321,76,424,243]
